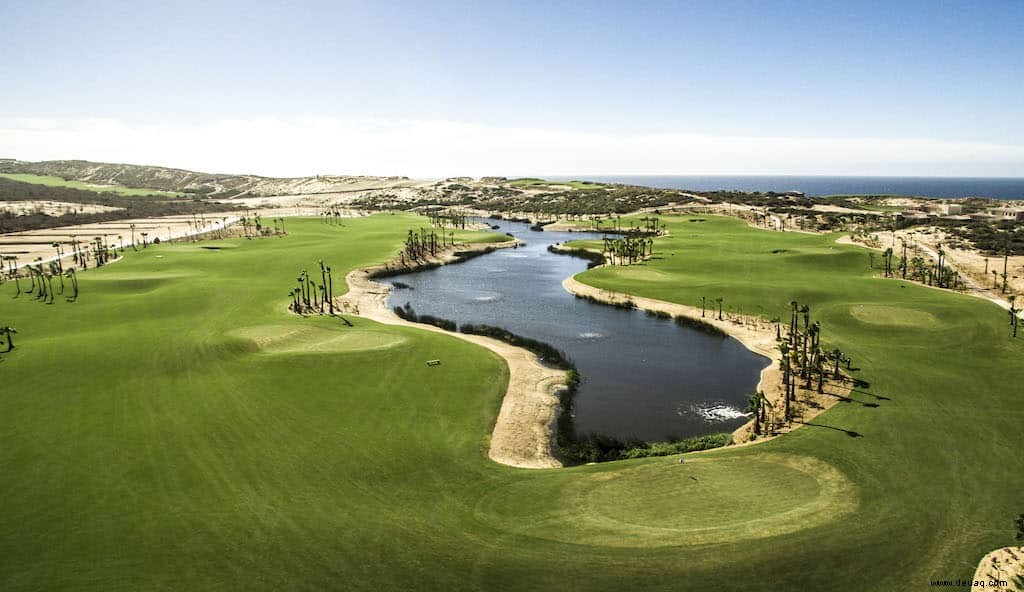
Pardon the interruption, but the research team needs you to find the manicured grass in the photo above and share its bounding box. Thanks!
[0,173,182,197]
[508,178,608,190]
[1,213,1020,590]
[567,215,1024,586]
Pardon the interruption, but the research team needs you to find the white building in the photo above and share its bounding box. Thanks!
[989,207,1024,222]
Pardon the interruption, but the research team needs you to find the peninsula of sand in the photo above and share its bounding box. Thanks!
[336,240,566,469]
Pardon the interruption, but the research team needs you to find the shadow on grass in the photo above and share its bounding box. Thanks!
[794,420,863,438]
[849,388,892,401]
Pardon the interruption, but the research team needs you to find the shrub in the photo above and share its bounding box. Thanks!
[548,245,604,268]
[620,433,732,459]
[392,303,457,331]
[459,324,573,369]
[417,315,456,332]
[674,314,727,337]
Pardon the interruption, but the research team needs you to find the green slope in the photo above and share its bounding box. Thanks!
[0,173,182,197]
[0,214,1019,590]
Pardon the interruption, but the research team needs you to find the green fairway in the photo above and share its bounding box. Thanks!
[566,215,1024,585]
[0,173,182,196]
[0,213,1020,590]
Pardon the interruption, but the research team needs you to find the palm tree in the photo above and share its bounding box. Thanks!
[26,262,36,294]
[65,268,79,302]
[51,242,64,274]
[326,266,334,315]
[830,348,843,378]
[129,224,137,250]
[779,343,792,421]
[3,256,20,297]
[815,348,826,393]
[1009,295,1019,338]
[747,391,769,436]
[52,262,64,294]
[0,326,16,351]
[788,300,799,346]
[1002,243,1010,294]
[804,322,819,387]
[899,237,909,279]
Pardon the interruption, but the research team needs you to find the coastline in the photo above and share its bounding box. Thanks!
[337,239,566,469]
[554,245,849,445]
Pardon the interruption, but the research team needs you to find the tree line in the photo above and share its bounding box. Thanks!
[747,301,854,438]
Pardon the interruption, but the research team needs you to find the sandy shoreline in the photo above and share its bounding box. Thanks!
[337,240,566,469]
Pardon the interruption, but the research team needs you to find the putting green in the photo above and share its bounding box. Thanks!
[600,266,674,283]
[475,453,856,548]
[848,303,941,328]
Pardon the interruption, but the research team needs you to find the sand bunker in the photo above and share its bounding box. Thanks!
[230,324,407,355]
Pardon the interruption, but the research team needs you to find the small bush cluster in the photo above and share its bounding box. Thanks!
[548,245,604,268]
[572,292,636,310]
[392,303,458,331]
[459,324,573,369]
[373,262,441,279]
[673,315,727,337]
[620,433,732,459]
[557,431,730,464]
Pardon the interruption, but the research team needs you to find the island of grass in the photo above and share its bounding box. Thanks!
[0,212,1020,590]
[0,172,183,197]
[507,177,609,190]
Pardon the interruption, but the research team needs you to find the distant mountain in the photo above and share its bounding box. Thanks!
[0,159,418,199]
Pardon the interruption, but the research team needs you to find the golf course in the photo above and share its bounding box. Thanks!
[1,213,1021,591]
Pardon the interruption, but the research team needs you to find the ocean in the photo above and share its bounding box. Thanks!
[547,175,1024,201]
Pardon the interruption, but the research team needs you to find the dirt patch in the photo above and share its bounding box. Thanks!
[0,200,123,216]
[973,547,1024,590]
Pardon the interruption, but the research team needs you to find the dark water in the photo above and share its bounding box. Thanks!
[382,220,768,442]
[548,175,1024,200]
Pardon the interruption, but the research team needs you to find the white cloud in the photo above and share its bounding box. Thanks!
[1,117,1022,178]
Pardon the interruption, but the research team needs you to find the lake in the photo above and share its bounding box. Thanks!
[382,219,768,442]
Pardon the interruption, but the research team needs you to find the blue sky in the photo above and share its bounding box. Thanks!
[1,0,1022,176]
